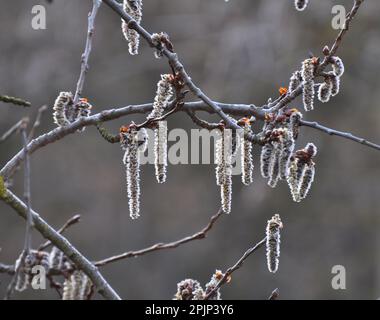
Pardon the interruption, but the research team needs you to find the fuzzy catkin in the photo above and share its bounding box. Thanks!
[318,76,333,103]
[268,146,280,188]
[294,0,309,11]
[174,279,204,300]
[287,158,302,202]
[299,163,315,199]
[260,143,274,179]
[289,70,302,92]
[121,0,143,55]
[75,99,92,132]
[278,129,295,180]
[62,270,92,300]
[154,121,168,184]
[150,74,173,119]
[221,171,232,214]
[121,126,144,219]
[53,91,73,127]
[330,73,340,96]
[301,58,315,111]
[331,56,345,77]
[215,130,225,186]
[266,214,283,273]
[288,111,302,139]
[48,246,64,271]
[241,122,254,186]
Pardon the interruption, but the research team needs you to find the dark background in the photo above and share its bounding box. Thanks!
[1,0,379,299]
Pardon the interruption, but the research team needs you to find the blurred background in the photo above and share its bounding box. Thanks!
[1,0,380,300]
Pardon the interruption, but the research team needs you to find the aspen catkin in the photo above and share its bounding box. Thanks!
[154,121,168,184]
[288,70,302,92]
[241,119,254,186]
[174,279,205,300]
[318,76,333,103]
[121,0,143,55]
[121,125,144,219]
[266,214,283,273]
[301,58,315,111]
[331,56,345,77]
[279,128,295,180]
[53,91,73,127]
[260,143,274,179]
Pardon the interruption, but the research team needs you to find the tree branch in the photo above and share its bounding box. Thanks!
[300,120,380,151]
[37,214,81,251]
[73,0,102,105]
[204,237,266,300]
[95,207,223,267]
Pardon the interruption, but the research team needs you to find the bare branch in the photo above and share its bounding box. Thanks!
[95,208,223,267]
[73,0,102,105]
[204,237,266,300]
[0,119,26,143]
[318,0,365,72]
[21,122,33,254]
[38,214,81,251]
[28,105,48,141]
[300,120,380,151]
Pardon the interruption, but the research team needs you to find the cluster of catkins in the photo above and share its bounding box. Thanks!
[121,0,143,55]
[287,142,317,202]
[14,246,93,300]
[294,0,309,11]
[120,74,173,219]
[292,56,344,111]
[53,92,92,131]
[215,118,254,214]
[174,270,225,300]
[260,109,317,202]
[15,247,72,292]
[266,214,283,273]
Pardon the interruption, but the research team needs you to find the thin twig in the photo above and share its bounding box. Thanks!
[318,0,364,72]
[300,120,380,151]
[28,105,48,141]
[186,110,221,130]
[73,0,102,105]
[95,208,223,267]
[38,214,81,251]
[0,119,26,143]
[204,237,266,300]
[21,122,33,254]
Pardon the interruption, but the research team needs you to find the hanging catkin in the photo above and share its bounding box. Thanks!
[150,74,173,183]
[53,92,73,127]
[278,128,295,180]
[154,121,168,184]
[121,0,143,55]
[287,143,317,202]
[62,270,92,300]
[301,58,315,111]
[266,214,283,273]
[241,118,254,186]
[120,125,145,219]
